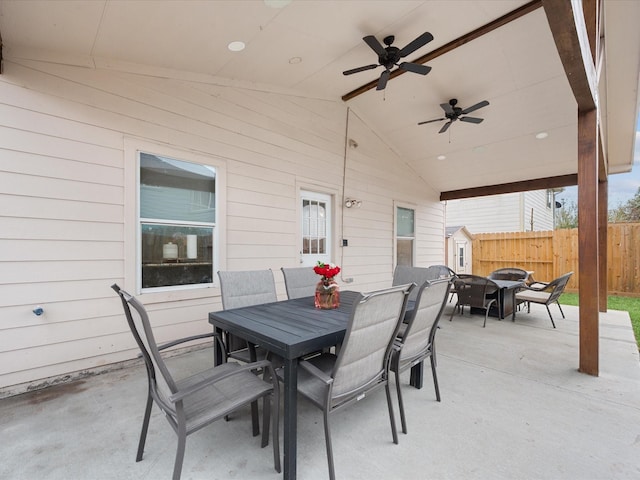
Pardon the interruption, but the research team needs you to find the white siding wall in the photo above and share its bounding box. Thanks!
[445,190,554,234]
[0,59,444,393]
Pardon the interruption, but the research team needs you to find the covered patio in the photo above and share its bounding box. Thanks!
[2,303,638,480]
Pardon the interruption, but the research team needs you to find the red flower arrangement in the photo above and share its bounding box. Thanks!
[313,262,341,281]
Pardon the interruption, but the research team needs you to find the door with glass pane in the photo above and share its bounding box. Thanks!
[455,241,467,274]
[300,190,332,267]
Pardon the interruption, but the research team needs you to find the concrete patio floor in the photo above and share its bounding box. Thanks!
[2,302,640,480]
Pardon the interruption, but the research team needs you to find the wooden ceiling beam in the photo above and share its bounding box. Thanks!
[341,0,542,102]
[542,0,598,111]
[439,174,577,201]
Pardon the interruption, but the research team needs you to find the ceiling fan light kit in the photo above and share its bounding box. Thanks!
[343,32,434,91]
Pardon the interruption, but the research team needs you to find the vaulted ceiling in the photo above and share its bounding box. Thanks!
[1,0,638,197]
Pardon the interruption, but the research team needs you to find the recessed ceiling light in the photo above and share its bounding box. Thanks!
[437,155,447,161]
[535,132,549,140]
[227,41,245,52]
[289,56,302,64]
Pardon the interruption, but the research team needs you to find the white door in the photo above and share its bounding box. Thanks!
[300,190,332,267]
[456,241,468,274]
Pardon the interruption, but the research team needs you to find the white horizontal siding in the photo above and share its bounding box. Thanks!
[0,57,444,393]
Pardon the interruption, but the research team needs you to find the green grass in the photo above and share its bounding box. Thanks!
[559,293,640,349]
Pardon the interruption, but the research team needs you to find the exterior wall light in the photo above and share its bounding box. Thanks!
[345,199,362,208]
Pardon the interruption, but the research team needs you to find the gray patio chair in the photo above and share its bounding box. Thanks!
[449,274,500,327]
[218,269,279,436]
[392,265,432,302]
[288,283,414,480]
[281,266,318,299]
[427,264,458,302]
[488,267,529,282]
[111,284,280,480]
[217,269,278,363]
[390,278,451,434]
[514,271,574,328]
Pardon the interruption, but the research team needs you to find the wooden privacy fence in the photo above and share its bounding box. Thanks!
[471,223,640,296]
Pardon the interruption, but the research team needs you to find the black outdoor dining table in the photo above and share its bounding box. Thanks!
[208,290,420,480]
[490,279,525,320]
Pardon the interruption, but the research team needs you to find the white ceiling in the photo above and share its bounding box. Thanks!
[1,0,638,195]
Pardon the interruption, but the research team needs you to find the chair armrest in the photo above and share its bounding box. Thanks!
[169,359,273,402]
[157,332,216,351]
[299,359,333,385]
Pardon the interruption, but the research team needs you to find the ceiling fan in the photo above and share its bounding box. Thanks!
[343,32,434,91]
[418,98,490,133]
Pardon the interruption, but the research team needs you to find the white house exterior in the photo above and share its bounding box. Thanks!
[445,190,556,234]
[0,61,446,395]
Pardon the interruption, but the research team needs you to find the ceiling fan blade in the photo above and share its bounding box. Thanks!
[440,102,455,115]
[439,121,453,134]
[363,35,387,56]
[417,117,445,125]
[399,62,431,75]
[399,32,434,57]
[459,116,484,124]
[461,100,489,115]
[343,64,379,75]
[376,70,390,91]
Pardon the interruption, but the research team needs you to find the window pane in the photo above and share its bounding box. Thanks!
[397,239,414,266]
[140,153,215,222]
[397,207,414,236]
[302,200,326,255]
[141,223,213,288]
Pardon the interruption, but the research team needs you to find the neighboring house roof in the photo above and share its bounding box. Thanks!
[445,226,474,239]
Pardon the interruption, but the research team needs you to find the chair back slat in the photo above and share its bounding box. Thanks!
[546,272,574,303]
[111,285,177,414]
[488,268,529,282]
[400,279,450,361]
[392,266,432,301]
[281,267,318,299]
[330,284,412,400]
[218,270,277,309]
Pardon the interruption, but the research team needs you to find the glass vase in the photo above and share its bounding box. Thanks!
[314,278,340,309]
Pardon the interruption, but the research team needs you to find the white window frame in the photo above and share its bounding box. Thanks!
[124,138,226,301]
[393,201,417,268]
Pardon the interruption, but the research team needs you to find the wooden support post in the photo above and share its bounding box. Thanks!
[598,178,608,312]
[578,109,599,376]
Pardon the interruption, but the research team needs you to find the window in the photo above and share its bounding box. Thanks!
[396,206,415,267]
[139,152,216,291]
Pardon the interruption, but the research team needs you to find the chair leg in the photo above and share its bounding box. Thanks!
[545,305,557,328]
[272,388,281,473]
[430,353,441,402]
[172,420,187,480]
[261,395,270,448]
[136,390,153,462]
[385,382,399,445]
[393,370,407,434]
[449,302,460,321]
[556,300,566,319]
[323,410,336,480]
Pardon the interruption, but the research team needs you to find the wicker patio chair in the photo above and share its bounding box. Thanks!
[514,272,574,328]
[288,283,413,480]
[449,274,500,327]
[390,278,451,434]
[111,284,280,480]
[488,267,530,282]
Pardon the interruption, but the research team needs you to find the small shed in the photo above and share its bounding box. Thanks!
[446,226,474,274]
